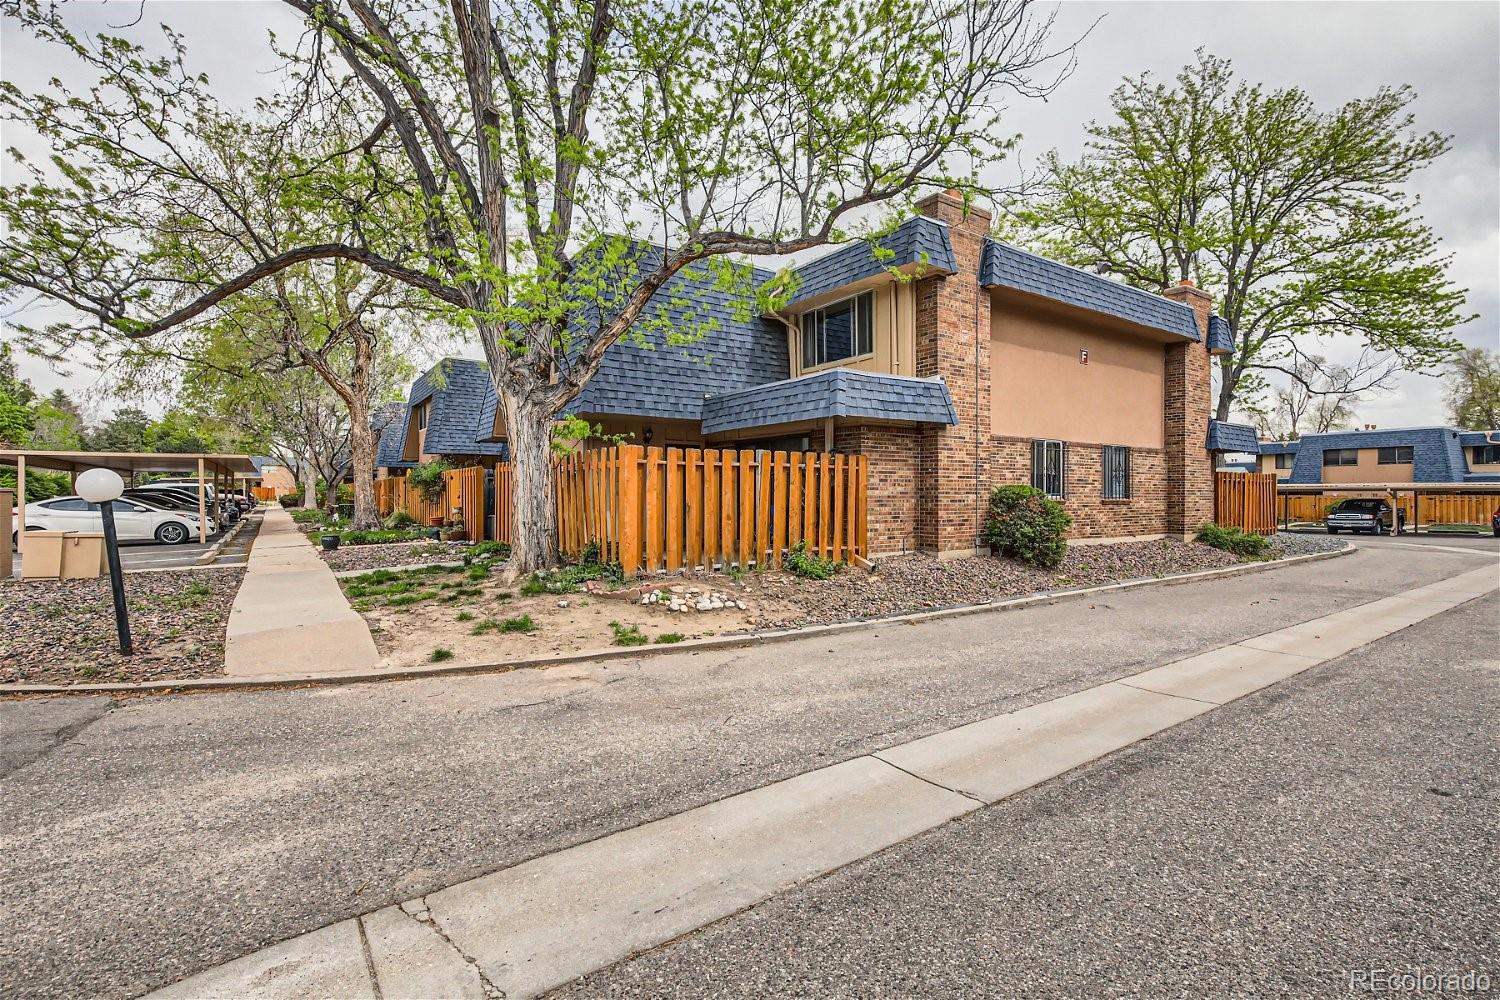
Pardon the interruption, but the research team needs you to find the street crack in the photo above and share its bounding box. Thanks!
[409,898,508,999]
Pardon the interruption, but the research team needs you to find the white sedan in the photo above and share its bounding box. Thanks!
[16,495,209,546]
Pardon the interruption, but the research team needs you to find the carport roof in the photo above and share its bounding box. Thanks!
[0,450,259,478]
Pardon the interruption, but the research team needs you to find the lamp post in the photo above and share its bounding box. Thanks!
[77,468,133,656]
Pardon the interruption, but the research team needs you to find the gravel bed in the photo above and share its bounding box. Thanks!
[317,540,471,573]
[1267,533,1350,557]
[732,539,1246,628]
[0,568,245,685]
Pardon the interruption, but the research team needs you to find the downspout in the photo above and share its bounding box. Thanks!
[974,267,983,545]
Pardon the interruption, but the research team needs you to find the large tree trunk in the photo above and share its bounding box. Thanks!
[300,459,318,510]
[1215,356,1236,422]
[347,405,380,531]
[503,389,559,574]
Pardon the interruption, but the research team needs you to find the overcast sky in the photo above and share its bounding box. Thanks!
[3,1,1497,429]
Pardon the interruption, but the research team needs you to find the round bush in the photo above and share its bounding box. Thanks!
[982,484,1071,568]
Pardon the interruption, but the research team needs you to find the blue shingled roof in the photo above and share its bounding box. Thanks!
[1458,430,1500,448]
[980,239,1200,341]
[1208,315,1233,355]
[781,216,956,307]
[701,370,957,435]
[1257,440,1299,455]
[1207,420,1259,453]
[1284,427,1468,484]
[375,403,416,469]
[407,359,510,458]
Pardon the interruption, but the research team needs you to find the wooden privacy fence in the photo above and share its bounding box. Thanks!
[374,466,487,540]
[251,486,278,502]
[1215,471,1278,535]
[1278,492,1498,527]
[554,444,868,576]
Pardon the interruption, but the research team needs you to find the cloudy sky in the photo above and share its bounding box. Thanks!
[3,1,1497,428]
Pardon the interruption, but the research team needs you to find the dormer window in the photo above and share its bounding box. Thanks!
[802,291,874,369]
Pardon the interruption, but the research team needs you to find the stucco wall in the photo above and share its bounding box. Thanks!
[990,299,1165,449]
[1321,448,1415,484]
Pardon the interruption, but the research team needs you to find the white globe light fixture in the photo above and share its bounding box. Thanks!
[77,467,133,655]
[76,467,125,504]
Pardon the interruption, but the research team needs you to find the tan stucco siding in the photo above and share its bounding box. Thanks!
[989,299,1165,449]
[1321,449,1415,483]
[1257,455,1294,478]
[786,281,916,380]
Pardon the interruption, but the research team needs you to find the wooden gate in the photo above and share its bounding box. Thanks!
[1215,471,1277,534]
[373,467,488,539]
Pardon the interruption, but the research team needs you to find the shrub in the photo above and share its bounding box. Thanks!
[609,621,649,646]
[430,647,454,662]
[982,485,1071,568]
[291,509,328,525]
[384,510,418,529]
[1196,522,1271,558]
[409,461,450,502]
[654,632,686,644]
[278,492,303,508]
[785,541,839,580]
[341,529,407,545]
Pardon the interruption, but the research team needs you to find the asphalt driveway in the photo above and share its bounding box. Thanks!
[1,540,1495,999]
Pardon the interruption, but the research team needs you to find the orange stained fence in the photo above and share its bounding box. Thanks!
[1277,492,1499,527]
[251,486,279,502]
[1215,471,1278,535]
[373,466,488,540]
[553,444,868,576]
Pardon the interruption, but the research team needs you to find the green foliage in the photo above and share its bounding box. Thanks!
[468,541,511,560]
[409,461,450,503]
[608,621,649,646]
[455,611,476,622]
[523,560,624,595]
[1196,522,1271,559]
[340,529,410,545]
[1008,52,1470,420]
[1445,347,1500,429]
[291,509,329,525]
[383,510,418,529]
[982,485,1071,568]
[429,648,454,663]
[473,614,538,635]
[785,541,840,580]
[654,632,686,645]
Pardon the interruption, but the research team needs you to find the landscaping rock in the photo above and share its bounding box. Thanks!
[319,540,469,573]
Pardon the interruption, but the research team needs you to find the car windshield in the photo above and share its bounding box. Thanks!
[1337,500,1382,512]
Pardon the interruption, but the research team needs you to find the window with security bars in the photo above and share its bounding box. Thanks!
[1031,440,1065,498]
[1101,446,1130,499]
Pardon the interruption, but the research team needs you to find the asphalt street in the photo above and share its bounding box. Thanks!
[1,540,1495,999]
[558,591,1499,999]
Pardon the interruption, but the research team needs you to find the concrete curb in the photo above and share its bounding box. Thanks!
[192,513,249,566]
[1,543,1355,698]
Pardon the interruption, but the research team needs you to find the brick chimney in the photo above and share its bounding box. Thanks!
[1160,280,1215,538]
[912,189,993,555]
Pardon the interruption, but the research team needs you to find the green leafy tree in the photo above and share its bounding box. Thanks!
[1445,347,1500,430]
[83,407,154,453]
[0,0,1076,570]
[1007,51,1471,422]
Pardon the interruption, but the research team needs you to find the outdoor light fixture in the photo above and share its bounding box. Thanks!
[642,426,655,446]
[76,467,133,656]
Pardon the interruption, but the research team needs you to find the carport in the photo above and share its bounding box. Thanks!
[1276,481,1500,533]
[1,450,260,554]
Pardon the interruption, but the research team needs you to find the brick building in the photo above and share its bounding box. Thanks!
[394,191,1245,557]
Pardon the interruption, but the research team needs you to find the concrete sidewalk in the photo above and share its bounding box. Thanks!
[147,562,1498,1000]
[223,507,378,677]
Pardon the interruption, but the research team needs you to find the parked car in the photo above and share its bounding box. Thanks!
[17,495,208,545]
[1325,498,1406,535]
[120,490,219,532]
[132,482,238,523]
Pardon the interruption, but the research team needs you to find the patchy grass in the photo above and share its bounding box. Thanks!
[654,632,686,644]
[608,621,649,646]
[429,647,454,663]
[455,611,476,622]
[471,614,538,636]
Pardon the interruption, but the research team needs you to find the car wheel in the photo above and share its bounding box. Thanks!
[156,522,190,545]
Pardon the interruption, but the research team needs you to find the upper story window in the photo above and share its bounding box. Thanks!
[416,402,429,431]
[802,291,874,369]
[1475,444,1500,464]
[1274,453,1294,470]
[1377,446,1414,465]
[1323,448,1358,467]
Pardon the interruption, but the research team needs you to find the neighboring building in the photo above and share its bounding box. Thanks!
[391,359,510,467]
[250,457,296,496]
[396,191,1247,556]
[1255,427,1500,485]
[373,401,416,478]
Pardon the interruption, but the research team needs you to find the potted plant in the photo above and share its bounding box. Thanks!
[439,517,468,542]
[320,533,341,551]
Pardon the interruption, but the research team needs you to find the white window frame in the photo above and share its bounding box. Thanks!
[1101,446,1130,499]
[1031,440,1066,499]
[801,291,875,370]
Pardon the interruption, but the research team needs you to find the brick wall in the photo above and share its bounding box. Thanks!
[834,424,920,555]
[912,190,991,555]
[1161,283,1216,536]
[983,437,1170,538]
